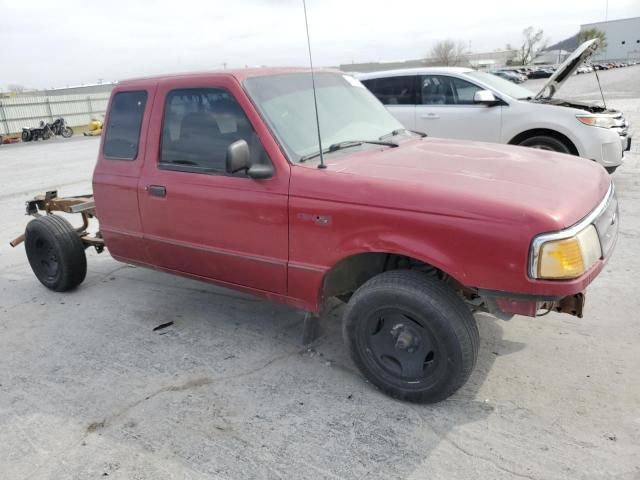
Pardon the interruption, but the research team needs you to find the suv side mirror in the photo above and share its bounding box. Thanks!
[473,90,499,106]
[225,139,274,179]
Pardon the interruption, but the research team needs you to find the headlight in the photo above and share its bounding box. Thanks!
[532,225,602,279]
[576,114,618,129]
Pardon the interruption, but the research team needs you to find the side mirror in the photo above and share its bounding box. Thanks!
[225,139,274,179]
[226,139,251,174]
[473,90,499,106]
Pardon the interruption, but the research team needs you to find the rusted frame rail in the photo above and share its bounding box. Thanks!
[10,190,104,251]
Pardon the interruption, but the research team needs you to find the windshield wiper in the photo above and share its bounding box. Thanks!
[379,128,427,140]
[299,139,398,163]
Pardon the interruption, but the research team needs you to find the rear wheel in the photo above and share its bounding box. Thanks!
[343,270,478,403]
[605,166,618,174]
[518,135,571,154]
[22,130,32,142]
[24,215,87,292]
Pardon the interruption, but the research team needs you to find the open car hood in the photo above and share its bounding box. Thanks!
[534,39,599,100]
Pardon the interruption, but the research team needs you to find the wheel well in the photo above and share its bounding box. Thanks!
[322,252,444,300]
[508,128,578,156]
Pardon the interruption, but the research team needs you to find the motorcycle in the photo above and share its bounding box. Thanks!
[22,121,53,142]
[21,118,73,142]
[49,118,73,138]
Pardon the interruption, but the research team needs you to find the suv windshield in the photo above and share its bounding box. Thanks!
[465,71,534,100]
[244,72,403,162]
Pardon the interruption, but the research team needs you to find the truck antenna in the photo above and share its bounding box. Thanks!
[302,0,326,169]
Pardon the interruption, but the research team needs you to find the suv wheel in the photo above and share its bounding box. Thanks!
[343,270,478,403]
[518,135,571,154]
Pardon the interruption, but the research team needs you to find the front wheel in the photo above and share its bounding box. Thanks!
[22,130,32,142]
[24,215,87,292]
[518,135,570,154]
[62,126,73,138]
[605,166,619,174]
[343,270,479,403]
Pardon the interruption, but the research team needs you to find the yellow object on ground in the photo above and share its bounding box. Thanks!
[84,120,103,136]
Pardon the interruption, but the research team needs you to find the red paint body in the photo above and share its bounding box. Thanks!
[92,69,611,315]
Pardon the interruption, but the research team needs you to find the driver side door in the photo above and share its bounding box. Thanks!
[415,75,502,142]
[137,77,290,294]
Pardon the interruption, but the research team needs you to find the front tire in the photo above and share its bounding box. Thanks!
[605,166,618,174]
[24,215,87,292]
[518,135,571,154]
[343,270,478,403]
[22,130,32,142]
[62,126,73,138]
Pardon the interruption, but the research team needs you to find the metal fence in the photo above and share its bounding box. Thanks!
[0,93,110,135]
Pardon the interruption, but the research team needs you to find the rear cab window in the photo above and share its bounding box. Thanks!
[103,91,148,160]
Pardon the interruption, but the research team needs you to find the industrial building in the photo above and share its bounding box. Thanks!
[580,16,640,62]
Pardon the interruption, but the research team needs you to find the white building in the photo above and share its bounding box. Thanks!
[580,16,640,62]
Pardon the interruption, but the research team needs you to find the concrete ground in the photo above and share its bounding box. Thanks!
[1,67,639,480]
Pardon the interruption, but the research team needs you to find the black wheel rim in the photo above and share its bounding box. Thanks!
[364,307,442,382]
[32,237,60,281]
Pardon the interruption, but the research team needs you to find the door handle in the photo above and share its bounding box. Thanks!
[147,185,167,197]
[420,113,440,119]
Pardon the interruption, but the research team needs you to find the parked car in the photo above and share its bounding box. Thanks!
[576,65,594,74]
[358,39,631,173]
[11,67,618,404]
[527,68,554,78]
[492,70,526,83]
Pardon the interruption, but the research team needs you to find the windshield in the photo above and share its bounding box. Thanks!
[244,72,403,162]
[465,71,534,100]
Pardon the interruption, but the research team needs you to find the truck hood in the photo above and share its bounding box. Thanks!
[534,38,599,101]
[326,137,610,230]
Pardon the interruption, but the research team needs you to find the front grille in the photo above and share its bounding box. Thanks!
[593,187,619,259]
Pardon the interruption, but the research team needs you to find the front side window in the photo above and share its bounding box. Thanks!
[361,76,416,105]
[104,91,147,160]
[160,88,269,174]
[244,73,404,162]
[421,76,482,105]
[449,77,483,104]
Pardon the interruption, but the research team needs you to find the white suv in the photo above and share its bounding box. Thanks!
[357,40,631,173]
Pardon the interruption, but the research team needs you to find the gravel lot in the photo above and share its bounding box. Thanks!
[1,66,639,480]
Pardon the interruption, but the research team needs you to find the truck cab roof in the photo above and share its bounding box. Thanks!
[116,67,337,87]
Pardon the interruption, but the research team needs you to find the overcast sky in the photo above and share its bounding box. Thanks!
[1,0,639,89]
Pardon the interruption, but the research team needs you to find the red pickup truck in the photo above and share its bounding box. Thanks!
[11,68,618,403]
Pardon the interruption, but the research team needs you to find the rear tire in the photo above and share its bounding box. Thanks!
[605,166,618,174]
[343,270,478,403]
[22,130,32,142]
[518,135,571,154]
[24,215,87,292]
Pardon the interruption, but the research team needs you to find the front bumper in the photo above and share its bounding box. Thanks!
[579,116,630,168]
[481,184,618,319]
[485,292,585,318]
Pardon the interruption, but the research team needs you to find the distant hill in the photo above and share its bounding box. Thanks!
[546,34,578,52]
